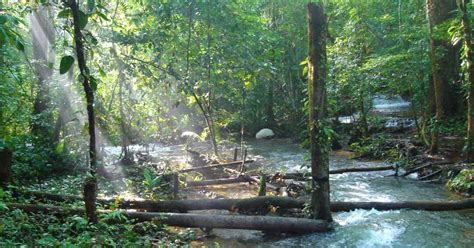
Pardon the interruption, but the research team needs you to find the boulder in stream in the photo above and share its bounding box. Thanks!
[255,128,275,139]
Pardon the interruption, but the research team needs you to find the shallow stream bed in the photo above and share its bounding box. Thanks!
[195,139,474,247]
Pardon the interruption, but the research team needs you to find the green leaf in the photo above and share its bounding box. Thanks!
[15,40,24,52]
[96,12,109,21]
[302,66,308,76]
[98,66,106,78]
[90,76,98,91]
[78,10,88,29]
[57,9,71,18]
[55,140,65,154]
[59,56,75,74]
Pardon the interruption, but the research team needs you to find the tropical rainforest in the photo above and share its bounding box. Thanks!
[0,0,473,246]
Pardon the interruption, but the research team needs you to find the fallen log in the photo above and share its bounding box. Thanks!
[178,160,254,173]
[15,191,474,213]
[185,166,397,186]
[186,177,248,187]
[418,169,442,181]
[6,203,330,234]
[187,166,396,189]
[281,165,396,180]
[401,161,453,177]
[330,165,395,174]
[18,190,83,202]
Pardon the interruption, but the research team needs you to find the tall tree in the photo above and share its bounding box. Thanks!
[458,0,474,161]
[64,0,98,222]
[183,0,219,157]
[307,2,332,222]
[425,0,458,154]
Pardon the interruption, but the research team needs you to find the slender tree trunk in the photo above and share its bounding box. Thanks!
[307,2,332,222]
[205,1,219,157]
[65,0,97,223]
[458,0,474,162]
[112,49,133,164]
[359,94,369,137]
[265,82,276,128]
[183,0,219,157]
[425,0,458,154]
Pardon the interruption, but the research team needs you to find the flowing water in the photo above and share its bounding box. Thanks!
[89,138,474,247]
[337,95,416,128]
[188,139,474,248]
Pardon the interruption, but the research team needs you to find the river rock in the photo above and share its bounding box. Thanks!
[256,128,275,139]
[181,131,202,142]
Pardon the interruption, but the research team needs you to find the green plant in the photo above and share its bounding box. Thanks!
[447,169,474,195]
[143,168,173,199]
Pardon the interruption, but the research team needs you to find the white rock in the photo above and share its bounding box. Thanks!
[255,128,275,139]
[181,131,201,141]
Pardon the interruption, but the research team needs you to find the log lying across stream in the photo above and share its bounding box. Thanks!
[16,191,474,212]
[186,177,248,187]
[185,165,397,187]
[177,160,254,173]
[6,203,330,234]
[400,161,453,177]
[281,165,396,180]
[223,168,280,191]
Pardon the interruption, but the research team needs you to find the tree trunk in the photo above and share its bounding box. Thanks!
[266,82,276,129]
[183,0,219,157]
[112,49,133,165]
[425,0,458,154]
[10,195,474,213]
[187,177,248,187]
[283,165,395,180]
[458,0,474,162]
[205,2,219,158]
[6,203,330,234]
[307,2,332,222]
[66,0,98,223]
[0,148,12,188]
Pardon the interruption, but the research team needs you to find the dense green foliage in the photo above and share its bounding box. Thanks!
[1,0,474,245]
[0,1,444,170]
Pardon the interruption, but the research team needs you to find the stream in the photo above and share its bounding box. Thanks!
[184,139,473,247]
[241,139,474,247]
[100,138,474,247]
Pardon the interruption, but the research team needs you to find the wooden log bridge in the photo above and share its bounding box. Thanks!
[186,176,248,187]
[17,191,474,212]
[6,203,330,234]
[223,168,280,191]
[185,165,396,187]
[280,165,395,180]
[178,160,254,173]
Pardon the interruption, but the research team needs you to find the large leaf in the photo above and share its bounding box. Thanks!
[90,76,98,91]
[59,56,75,74]
[78,10,88,29]
[15,40,24,52]
[57,9,71,18]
